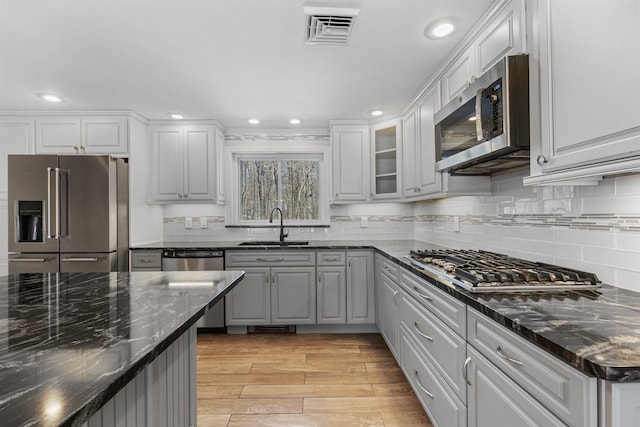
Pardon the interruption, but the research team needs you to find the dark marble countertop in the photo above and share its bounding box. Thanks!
[131,239,640,381]
[0,270,244,427]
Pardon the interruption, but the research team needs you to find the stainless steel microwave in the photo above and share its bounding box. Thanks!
[435,54,530,175]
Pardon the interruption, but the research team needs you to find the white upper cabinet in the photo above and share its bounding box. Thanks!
[331,123,370,203]
[150,124,217,202]
[35,115,128,155]
[371,119,402,200]
[441,0,525,107]
[441,47,477,106]
[524,0,640,185]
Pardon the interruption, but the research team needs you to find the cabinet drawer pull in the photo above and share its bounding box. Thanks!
[392,289,399,303]
[323,257,340,262]
[61,257,99,262]
[462,357,471,385]
[413,322,433,341]
[413,287,433,301]
[414,370,433,398]
[10,258,46,263]
[138,258,154,263]
[256,258,285,262]
[496,346,523,366]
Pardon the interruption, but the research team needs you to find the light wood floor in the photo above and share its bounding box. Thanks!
[196,333,433,427]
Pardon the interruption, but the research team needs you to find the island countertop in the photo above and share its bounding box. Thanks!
[0,270,244,427]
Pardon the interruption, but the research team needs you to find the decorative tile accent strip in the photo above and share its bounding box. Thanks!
[330,215,414,222]
[164,216,226,224]
[414,214,640,231]
[225,134,329,142]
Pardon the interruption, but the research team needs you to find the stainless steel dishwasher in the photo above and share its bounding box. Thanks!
[161,250,225,330]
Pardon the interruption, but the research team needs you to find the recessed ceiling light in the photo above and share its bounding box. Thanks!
[248,118,260,125]
[424,18,456,39]
[289,118,301,125]
[38,93,62,103]
[168,113,183,119]
[369,110,384,117]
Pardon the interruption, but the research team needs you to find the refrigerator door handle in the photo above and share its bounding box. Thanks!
[55,167,62,239]
[47,167,56,239]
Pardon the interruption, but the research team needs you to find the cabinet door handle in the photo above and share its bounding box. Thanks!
[318,272,321,282]
[413,287,433,301]
[414,370,433,399]
[462,357,472,385]
[413,322,433,341]
[335,193,339,199]
[496,346,523,366]
[178,194,183,198]
[537,154,549,166]
[184,194,188,198]
[256,258,285,262]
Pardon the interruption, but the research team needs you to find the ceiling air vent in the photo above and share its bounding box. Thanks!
[303,6,360,45]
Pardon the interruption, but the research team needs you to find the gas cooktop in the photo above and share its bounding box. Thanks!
[406,249,602,293]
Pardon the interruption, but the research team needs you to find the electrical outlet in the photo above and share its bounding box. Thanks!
[200,217,207,229]
[453,216,460,232]
[360,216,368,228]
[185,217,193,229]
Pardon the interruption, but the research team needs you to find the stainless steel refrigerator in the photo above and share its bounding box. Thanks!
[8,155,129,273]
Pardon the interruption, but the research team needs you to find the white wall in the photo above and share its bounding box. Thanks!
[128,116,163,245]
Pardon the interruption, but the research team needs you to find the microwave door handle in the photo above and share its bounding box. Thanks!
[475,88,485,142]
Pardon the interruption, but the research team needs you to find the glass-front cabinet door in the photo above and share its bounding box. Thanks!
[371,120,401,200]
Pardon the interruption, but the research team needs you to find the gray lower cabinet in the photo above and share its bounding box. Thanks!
[375,261,598,426]
[271,267,316,325]
[225,267,270,325]
[317,266,347,324]
[347,250,375,324]
[225,251,316,326]
[375,254,400,358]
[401,330,467,427]
[466,346,565,427]
[317,251,347,324]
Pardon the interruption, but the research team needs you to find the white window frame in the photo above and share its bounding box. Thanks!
[224,139,330,226]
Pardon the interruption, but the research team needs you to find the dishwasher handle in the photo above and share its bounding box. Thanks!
[162,250,224,258]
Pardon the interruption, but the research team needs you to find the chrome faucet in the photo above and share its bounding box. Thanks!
[269,207,288,243]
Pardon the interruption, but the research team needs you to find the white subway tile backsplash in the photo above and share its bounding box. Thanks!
[581,195,640,215]
[616,174,640,196]
[160,169,640,290]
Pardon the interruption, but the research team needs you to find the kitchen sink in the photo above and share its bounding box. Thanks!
[238,241,309,246]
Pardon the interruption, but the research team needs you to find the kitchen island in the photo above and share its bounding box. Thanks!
[0,270,244,427]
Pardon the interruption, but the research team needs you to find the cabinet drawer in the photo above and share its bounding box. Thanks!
[131,251,162,269]
[401,332,467,427]
[467,308,597,427]
[380,256,400,283]
[400,290,466,403]
[400,268,466,336]
[317,251,345,266]
[226,250,315,267]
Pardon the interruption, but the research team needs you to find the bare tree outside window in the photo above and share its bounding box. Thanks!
[240,159,319,221]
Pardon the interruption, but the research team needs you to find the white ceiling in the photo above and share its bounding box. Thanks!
[0,0,494,129]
